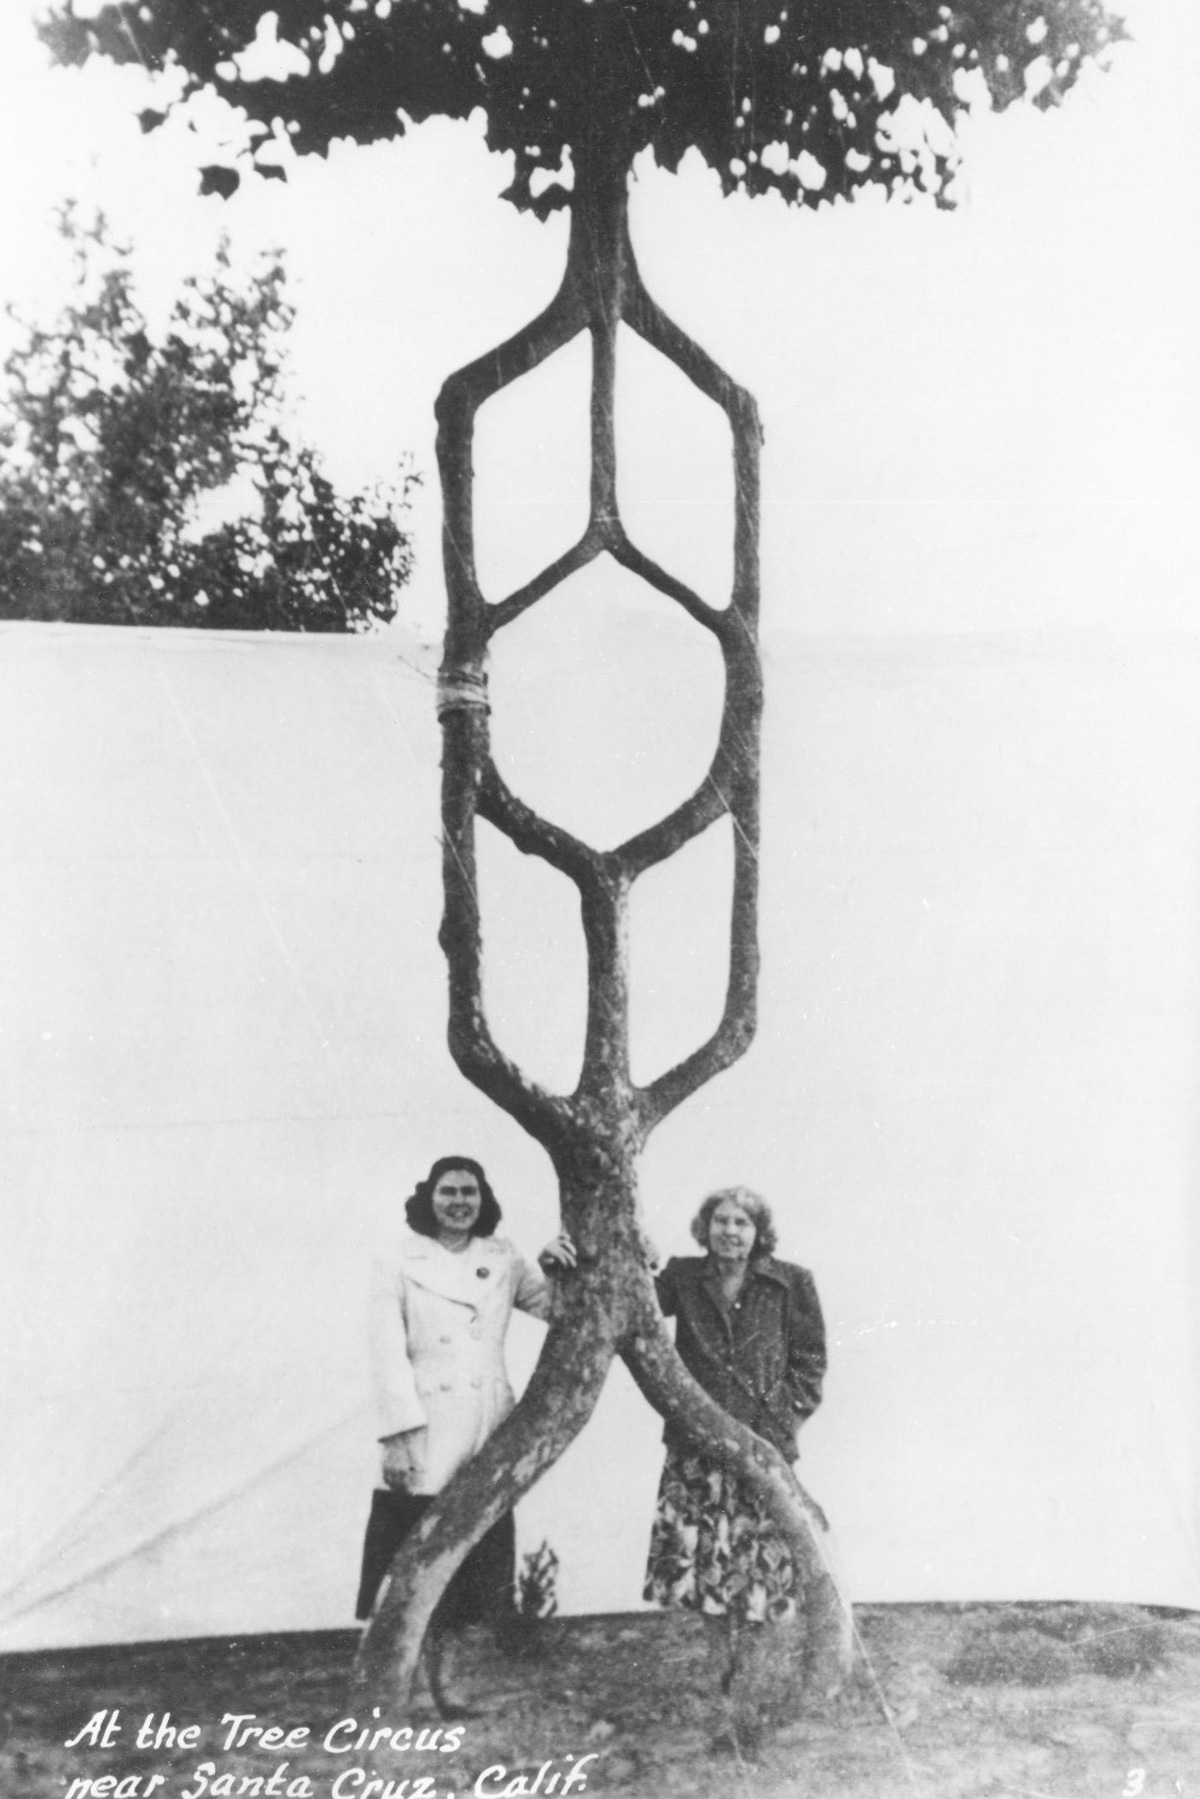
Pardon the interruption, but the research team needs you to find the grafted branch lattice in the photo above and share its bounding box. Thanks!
[436,164,763,1151]
[347,159,852,1716]
[384,161,854,1711]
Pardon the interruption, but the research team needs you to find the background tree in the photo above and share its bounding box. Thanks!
[0,206,415,630]
[44,0,1126,1709]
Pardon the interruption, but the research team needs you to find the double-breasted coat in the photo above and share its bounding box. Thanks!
[369,1225,549,1495]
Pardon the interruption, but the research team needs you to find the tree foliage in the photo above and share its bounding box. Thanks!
[0,208,415,630]
[44,0,1126,213]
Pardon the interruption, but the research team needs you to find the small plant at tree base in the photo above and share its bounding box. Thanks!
[517,1541,560,1623]
[498,1540,560,1660]
[0,206,416,632]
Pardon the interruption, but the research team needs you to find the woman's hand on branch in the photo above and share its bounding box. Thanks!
[538,1232,577,1272]
[638,1227,662,1273]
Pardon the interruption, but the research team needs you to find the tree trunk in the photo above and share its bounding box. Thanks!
[352,1269,618,1703]
[353,153,853,1710]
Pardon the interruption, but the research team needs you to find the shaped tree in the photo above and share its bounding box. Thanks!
[46,0,1126,1709]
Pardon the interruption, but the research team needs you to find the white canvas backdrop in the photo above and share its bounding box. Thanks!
[0,616,1197,1653]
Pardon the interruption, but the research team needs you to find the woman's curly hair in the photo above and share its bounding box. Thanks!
[689,1185,777,1256]
[405,1155,502,1239]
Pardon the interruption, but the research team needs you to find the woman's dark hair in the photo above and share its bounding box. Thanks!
[405,1155,502,1239]
[689,1186,778,1257]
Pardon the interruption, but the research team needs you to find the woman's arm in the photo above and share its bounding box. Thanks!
[515,1232,577,1321]
[654,1258,681,1319]
[367,1253,428,1440]
[512,1249,551,1322]
[786,1267,827,1422]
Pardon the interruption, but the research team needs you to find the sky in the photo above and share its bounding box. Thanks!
[0,0,1196,645]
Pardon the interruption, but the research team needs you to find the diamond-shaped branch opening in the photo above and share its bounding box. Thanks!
[476,817,587,1095]
[488,554,726,852]
[615,322,735,613]
[629,814,733,1089]
[473,330,591,606]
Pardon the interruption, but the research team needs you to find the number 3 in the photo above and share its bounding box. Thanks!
[1122,1771,1146,1798]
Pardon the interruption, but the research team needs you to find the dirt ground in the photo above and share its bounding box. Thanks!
[3,1603,1198,1799]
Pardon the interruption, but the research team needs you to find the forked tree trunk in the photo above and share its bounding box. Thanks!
[352,149,852,1708]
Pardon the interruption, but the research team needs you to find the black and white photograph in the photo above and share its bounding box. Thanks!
[0,2,1197,1795]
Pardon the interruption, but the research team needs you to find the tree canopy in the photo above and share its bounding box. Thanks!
[0,208,415,630]
[44,1,1126,213]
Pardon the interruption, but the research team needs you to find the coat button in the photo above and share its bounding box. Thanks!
[440,1335,452,1345]
[470,1378,481,1390]
[439,1382,452,1392]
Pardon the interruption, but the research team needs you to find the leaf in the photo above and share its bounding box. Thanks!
[198,165,240,199]
[42,0,1130,215]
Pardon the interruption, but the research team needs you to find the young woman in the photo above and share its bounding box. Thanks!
[356,1155,573,1653]
[644,1185,826,1743]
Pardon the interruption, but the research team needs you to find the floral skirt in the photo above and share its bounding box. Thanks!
[643,1446,799,1625]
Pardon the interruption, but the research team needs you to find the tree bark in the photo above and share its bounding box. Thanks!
[353,155,853,1711]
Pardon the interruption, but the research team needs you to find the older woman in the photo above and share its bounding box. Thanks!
[644,1186,826,1740]
[356,1155,573,1641]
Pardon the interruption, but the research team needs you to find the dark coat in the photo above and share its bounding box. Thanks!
[655,1254,826,1459]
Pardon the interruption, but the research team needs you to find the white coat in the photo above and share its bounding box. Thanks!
[369,1225,550,1495]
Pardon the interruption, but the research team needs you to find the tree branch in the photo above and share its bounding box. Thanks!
[433,227,603,1143]
[439,707,573,1147]
[635,759,759,1133]
[609,529,724,635]
[436,268,590,667]
[623,267,761,441]
[485,528,597,634]
[436,280,589,424]
[621,257,762,635]
[478,757,600,887]
[354,1303,618,1704]
[613,776,728,881]
[577,868,633,1108]
[634,980,754,1134]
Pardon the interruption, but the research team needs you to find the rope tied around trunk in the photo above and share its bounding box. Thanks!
[437,668,490,718]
